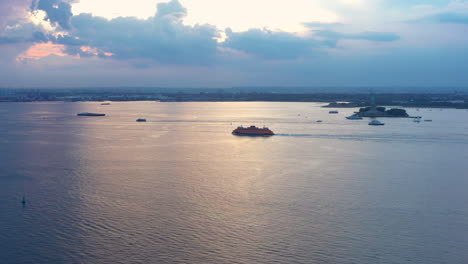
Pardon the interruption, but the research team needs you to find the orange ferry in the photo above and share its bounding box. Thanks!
[232,125,274,136]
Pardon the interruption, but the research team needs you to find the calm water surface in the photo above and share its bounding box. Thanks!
[1,102,467,264]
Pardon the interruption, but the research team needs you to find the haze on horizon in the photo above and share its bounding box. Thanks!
[1,0,468,88]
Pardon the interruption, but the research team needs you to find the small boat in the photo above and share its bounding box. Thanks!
[368,119,384,126]
[77,112,106,116]
[414,117,421,123]
[136,118,147,122]
[101,103,111,105]
[316,120,323,123]
[329,110,339,114]
[21,196,26,205]
[346,114,363,120]
[232,125,274,136]
[424,119,433,122]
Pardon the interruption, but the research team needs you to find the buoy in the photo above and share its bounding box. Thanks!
[21,196,26,205]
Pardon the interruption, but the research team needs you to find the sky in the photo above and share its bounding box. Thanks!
[0,0,468,88]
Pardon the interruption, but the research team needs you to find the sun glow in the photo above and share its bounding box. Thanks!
[72,0,339,32]
[29,10,56,32]
[17,42,67,60]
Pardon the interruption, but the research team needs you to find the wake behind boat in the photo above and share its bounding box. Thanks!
[77,112,106,116]
[232,125,274,136]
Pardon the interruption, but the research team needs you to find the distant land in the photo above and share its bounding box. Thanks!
[0,87,467,109]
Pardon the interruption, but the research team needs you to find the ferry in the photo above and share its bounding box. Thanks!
[232,125,274,136]
[368,119,385,126]
[77,112,105,116]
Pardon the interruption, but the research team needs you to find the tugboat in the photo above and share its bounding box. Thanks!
[77,112,106,116]
[232,125,274,136]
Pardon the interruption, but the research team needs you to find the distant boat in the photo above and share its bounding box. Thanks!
[77,112,105,116]
[329,110,339,114]
[136,118,147,122]
[316,120,323,123]
[368,119,385,126]
[101,103,111,105]
[414,117,421,123]
[424,119,433,122]
[346,114,363,120]
[21,196,26,205]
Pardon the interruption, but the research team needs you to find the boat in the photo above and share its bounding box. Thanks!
[232,125,274,136]
[77,112,105,116]
[136,118,147,122]
[414,116,421,123]
[368,119,385,126]
[316,120,323,123]
[101,103,111,105]
[329,110,339,114]
[424,119,432,122]
[346,114,363,120]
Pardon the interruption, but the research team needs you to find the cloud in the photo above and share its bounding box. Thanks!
[420,12,468,24]
[222,28,330,60]
[0,20,51,45]
[155,0,187,19]
[57,0,220,64]
[31,0,74,29]
[222,26,400,60]
[0,31,47,44]
[314,30,400,42]
[303,22,345,28]
[1,0,402,64]
[2,0,467,89]
[0,0,31,26]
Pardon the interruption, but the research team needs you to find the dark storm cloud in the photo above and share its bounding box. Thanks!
[31,0,74,29]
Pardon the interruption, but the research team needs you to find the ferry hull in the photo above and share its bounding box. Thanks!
[232,132,274,136]
[232,125,274,136]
